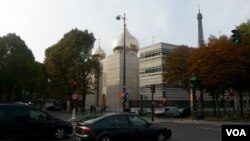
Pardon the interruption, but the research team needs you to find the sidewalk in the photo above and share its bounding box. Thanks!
[144,116,250,126]
[47,110,86,122]
[47,111,250,126]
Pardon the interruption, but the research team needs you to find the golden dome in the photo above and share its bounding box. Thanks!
[112,27,139,53]
[92,46,106,59]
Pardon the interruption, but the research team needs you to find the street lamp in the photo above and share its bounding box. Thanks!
[189,73,204,120]
[116,13,126,112]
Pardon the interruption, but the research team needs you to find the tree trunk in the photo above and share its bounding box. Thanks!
[222,92,226,116]
[211,91,217,116]
[215,95,221,117]
[81,93,86,114]
[239,88,244,117]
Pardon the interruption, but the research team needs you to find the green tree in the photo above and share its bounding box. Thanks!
[45,29,98,111]
[236,20,250,46]
[0,33,39,103]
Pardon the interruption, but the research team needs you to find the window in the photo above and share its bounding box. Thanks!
[140,66,163,74]
[98,116,114,126]
[113,115,129,126]
[128,115,147,126]
[0,109,5,120]
[11,109,29,120]
[30,110,47,121]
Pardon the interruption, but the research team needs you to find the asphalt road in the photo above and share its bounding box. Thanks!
[32,122,221,141]
[166,122,221,141]
[33,111,249,141]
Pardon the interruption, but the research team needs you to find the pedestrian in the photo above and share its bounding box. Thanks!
[93,106,96,114]
[90,105,93,114]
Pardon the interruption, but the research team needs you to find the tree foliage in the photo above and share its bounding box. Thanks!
[191,33,250,116]
[189,35,245,88]
[163,45,193,89]
[0,33,44,103]
[164,20,250,117]
[236,20,250,46]
[45,28,98,108]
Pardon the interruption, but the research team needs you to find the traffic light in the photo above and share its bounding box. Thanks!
[231,29,241,44]
[150,85,155,93]
[72,80,77,90]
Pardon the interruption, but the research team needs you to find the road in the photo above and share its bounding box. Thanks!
[36,111,248,141]
[33,121,221,141]
[166,122,221,141]
[23,111,224,141]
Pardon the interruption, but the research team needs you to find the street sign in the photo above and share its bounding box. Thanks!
[120,91,124,97]
[72,93,79,100]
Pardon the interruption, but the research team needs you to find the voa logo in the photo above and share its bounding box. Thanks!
[226,129,246,136]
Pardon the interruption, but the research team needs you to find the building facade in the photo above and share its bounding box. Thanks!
[139,42,189,108]
[86,27,139,112]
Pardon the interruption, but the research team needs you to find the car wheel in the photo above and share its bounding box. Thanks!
[99,135,112,141]
[156,131,167,141]
[54,127,65,139]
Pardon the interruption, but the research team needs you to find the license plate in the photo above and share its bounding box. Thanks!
[75,136,81,141]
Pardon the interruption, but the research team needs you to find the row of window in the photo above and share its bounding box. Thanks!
[140,52,161,59]
[0,109,48,122]
[140,49,172,59]
[84,114,147,127]
[140,66,166,74]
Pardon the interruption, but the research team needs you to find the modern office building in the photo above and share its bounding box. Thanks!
[139,42,189,108]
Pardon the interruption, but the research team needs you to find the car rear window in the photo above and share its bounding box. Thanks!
[83,115,104,124]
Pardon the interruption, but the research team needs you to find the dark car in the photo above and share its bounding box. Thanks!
[155,107,179,117]
[75,113,172,141]
[0,104,72,140]
[174,107,191,118]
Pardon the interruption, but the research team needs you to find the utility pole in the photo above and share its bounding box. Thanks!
[150,85,155,121]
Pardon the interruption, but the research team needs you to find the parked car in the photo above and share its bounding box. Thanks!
[165,107,179,117]
[154,108,165,116]
[0,104,72,140]
[155,107,179,117]
[174,107,191,118]
[75,113,172,141]
[44,99,61,111]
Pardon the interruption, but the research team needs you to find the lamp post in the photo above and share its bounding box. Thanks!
[189,73,204,120]
[116,13,126,112]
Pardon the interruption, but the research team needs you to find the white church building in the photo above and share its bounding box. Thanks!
[86,26,140,112]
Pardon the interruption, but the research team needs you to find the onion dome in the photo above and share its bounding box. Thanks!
[92,46,106,60]
[112,27,139,53]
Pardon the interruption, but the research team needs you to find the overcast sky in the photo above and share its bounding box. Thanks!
[0,0,249,62]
